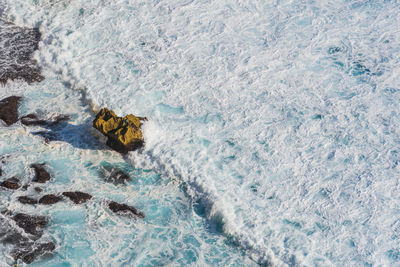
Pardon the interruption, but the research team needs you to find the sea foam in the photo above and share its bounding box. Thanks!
[3,0,400,265]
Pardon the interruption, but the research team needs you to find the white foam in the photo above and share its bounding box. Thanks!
[4,0,400,265]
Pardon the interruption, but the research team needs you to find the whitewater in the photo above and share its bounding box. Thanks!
[1,0,400,265]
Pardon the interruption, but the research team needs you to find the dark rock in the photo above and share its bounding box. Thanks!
[0,177,20,190]
[52,114,70,125]
[101,166,131,184]
[62,191,92,204]
[13,241,55,264]
[34,187,43,193]
[2,232,30,246]
[38,194,62,205]
[108,201,144,218]
[0,167,2,176]
[0,25,43,84]
[12,213,47,237]
[21,114,47,126]
[30,163,51,183]
[18,196,38,205]
[21,113,71,127]
[0,96,22,126]
[21,184,29,190]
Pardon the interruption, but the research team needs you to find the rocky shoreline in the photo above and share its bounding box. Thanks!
[0,23,146,264]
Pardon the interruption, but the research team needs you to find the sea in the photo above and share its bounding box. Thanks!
[0,0,400,266]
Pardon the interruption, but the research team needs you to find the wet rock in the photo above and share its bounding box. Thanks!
[21,113,71,127]
[51,114,70,125]
[0,24,43,84]
[62,191,92,204]
[0,167,2,176]
[11,213,47,237]
[0,177,20,190]
[0,96,22,126]
[30,163,51,183]
[18,196,38,205]
[2,231,30,246]
[93,108,146,153]
[101,166,131,184]
[34,187,43,193]
[13,241,55,264]
[38,194,62,205]
[108,201,144,218]
[20,114,47,126]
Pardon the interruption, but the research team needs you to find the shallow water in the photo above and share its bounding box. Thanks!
[1,0,400,266]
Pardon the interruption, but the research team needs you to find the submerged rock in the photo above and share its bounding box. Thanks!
[12,241,55,264]
[21,113,71,126]
[20,114,47,126]
[0,96,22,126]
[100,166,131,184]
[30,164,51,183]
[39,194,62,205]
[18,196,38,205]
[108,201,144,218]
[62,191,92,204]
[0,177,20,190]
[93,108,146,153]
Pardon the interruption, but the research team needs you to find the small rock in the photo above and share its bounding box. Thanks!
[0,96,22,126]
[52,114,70,125]
[0,167,2,176]
[0,177,20,190]
[108,201,144,218]
[20,114,47,126]
[93,108,145,153]
[12,213,47,237]
[62,191,92,204]
[18,196,38,205]
[101,166,131,184]
[30,163,51,183]
[38,194,62,205]
[34,187,43,193]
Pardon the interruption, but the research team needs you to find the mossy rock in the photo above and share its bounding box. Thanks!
[93,108,145,153]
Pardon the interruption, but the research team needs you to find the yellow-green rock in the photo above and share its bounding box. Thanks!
[93,108,146,153]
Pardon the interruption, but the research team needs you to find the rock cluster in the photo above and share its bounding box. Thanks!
[93,108,146,153]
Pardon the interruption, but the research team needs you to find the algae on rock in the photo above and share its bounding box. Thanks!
[93,108,146,153]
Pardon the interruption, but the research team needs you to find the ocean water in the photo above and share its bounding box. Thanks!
[1,0,400,266]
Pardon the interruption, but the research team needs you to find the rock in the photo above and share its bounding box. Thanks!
[100,166,131,184]
[0,177,20,190]
[62,191,92,204]
[18,196,38,205]
[93,108,145,153]
[30,163,51,183]
[21,113,71,126]
[108,201,144,218]
[20,114,47,126]
[38,194,62,205]
[51,114,70,125]
[12,213,47,237]
[34,187,43,193]
[13,241,55,264]
[0,167,2,176]
[0,96,22,126]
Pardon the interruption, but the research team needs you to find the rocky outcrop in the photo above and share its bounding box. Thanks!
[62,191,92,204]
[100,166,131,184]
[0,177,20,190]
[39,194,62,205]
[108,201,144,218]
[21,113,70,126]
[0,96,21,125]
[30,164,51,183]
[93,108,146,153]
[18,196,38,205]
